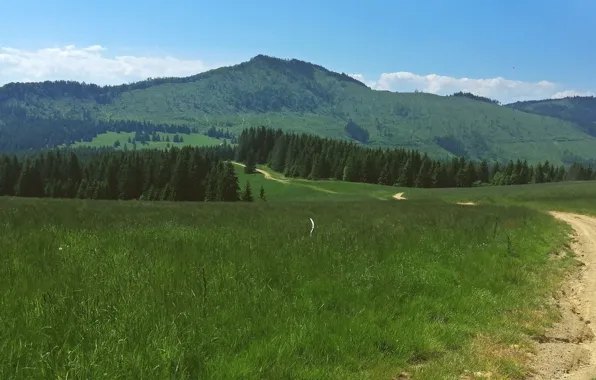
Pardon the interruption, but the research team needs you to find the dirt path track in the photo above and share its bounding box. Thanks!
[393,192,406,200]
[232,162,289,183]
[530,212,596,379]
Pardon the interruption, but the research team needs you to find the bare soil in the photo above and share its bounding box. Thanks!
[528,212,596,379]
[393,192,406,200]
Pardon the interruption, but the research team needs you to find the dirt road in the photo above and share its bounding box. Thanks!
[457,201,478,206]
[530,212,596,379]
[232,162,289,184]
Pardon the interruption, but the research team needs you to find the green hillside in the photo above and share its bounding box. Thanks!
[507,96,596,138]
[1,54,595,164]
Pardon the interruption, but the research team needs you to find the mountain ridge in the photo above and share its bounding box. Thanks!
[0,54,595,165]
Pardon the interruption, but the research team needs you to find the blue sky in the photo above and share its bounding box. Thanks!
[1,0,594,102]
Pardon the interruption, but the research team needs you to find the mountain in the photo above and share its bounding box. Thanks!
[506,96,596,138]
[1,54,595,164]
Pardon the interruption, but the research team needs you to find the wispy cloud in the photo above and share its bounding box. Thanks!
[349,72,594,104]
[0,45,215,85]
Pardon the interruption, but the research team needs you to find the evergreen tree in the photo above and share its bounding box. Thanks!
[415,159,432,188]
[244,150,257,174]
[16,160,44,198]
[396,158,414,187]
[478,160,489,183]
[259,185,266,201]
[221,162,240,201]
[378,163,390,185]
[241,181,253,202]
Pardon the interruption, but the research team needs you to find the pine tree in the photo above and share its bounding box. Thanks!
[204,164,220,202]
[244,150,257,174]
[415,159,432,188]
[378,163,390,185]
[76,179,88,199]
[308,154,324,180]
[259,185,266,201]
[396,158,414,187]
[169,149,190,201]
[478,160,489,183]
[16,160,44,198]
[222,162,240,201]
[241,181,253,202]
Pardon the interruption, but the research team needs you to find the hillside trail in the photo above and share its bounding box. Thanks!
[529,211,596,379]
[232,162,289,184]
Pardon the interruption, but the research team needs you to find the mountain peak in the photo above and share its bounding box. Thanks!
[243,54,367,87]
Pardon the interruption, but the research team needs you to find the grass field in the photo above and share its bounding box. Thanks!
[2,189,584,379]
[402,181,596,216]
[71,132,227,150]
[3,163,596,379]
[235,164,398,202]
[236,163,596,215]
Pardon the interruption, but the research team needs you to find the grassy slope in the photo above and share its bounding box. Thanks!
[506,96,596,138]
[403,181,596,216]
[2,55,596,164]
[0,194,573,379]
[235,164,398,202]
[237,161,596,215]
[71,131,226,150]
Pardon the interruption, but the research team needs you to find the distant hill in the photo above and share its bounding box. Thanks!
[0,54,595,164]
[506,96,596,137]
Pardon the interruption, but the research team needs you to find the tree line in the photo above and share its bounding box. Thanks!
[0,145,260,202]
[0,111,215,153]
[236,126,596,188]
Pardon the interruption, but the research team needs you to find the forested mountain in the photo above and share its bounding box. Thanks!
[1,54,596,164]
[506,96,596,137]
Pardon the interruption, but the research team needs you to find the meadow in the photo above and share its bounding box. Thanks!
[237,163,596,215]
[404,180,596,215]
[71,131,227,150]
[0,178,585,379]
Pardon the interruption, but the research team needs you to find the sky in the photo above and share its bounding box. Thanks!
[1,0,595,103]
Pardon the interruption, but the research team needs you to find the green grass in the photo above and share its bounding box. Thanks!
[0,195,573,379]
[401,181,596,215]
[71,131,226,150]
[234,164,399,202]
[236,162,596,215]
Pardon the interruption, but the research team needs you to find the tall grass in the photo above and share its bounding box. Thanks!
[406,181,596,215]
[0,197,570,379]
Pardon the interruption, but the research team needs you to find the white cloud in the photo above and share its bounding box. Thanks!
[349,72,594,104]
[0,44,592,104]
[0,45,215,85]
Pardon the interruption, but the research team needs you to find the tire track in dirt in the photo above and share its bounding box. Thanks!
[231,162,338,193]
[529,212,596,379]
[232,162,289,184]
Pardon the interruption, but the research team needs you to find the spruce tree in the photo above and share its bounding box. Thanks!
[259,185,266,201]
[478,160,490,183]
[378,163,390,185]
[415,159,432,188]
[396,159,414,187]
[76,180,88,199]
[244,150,257,174]
[16,160,44,198]
[222,162,240,201]
[241,181,253,202]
